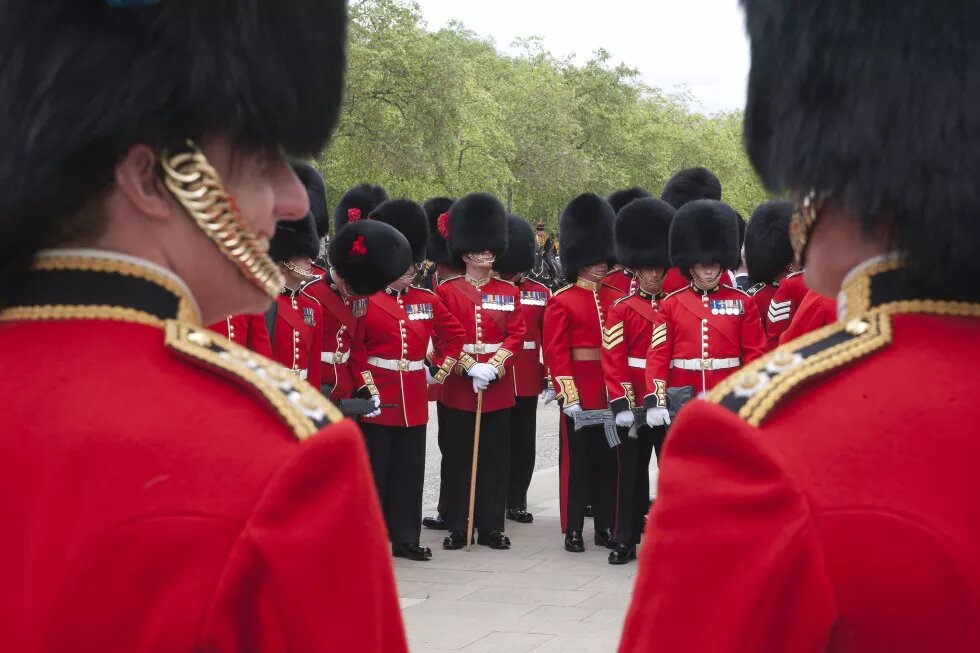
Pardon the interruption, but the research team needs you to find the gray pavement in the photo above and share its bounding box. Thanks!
[401,402,658,652]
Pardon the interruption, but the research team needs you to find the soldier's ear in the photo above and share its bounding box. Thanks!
[113,145,173,222]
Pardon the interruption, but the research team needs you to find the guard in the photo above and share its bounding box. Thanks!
[601,187,653,300]
[349,199,466,561]
[660,167,727,293]
[436,193,526,551]
[207,313,273,357]
[600,197,675,565]
[743,200,797,350]
[0,1,407,649]
[543,193,619,553]
[494,214,553,525]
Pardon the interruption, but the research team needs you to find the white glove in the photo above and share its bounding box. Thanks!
[614,410,635,428]
[472,377,489,393]
[467,362,497,384]
[425,368,438,385]
[562,403,582,418]
[365,394,381,419]
[540,388,556,405]
[646,407,671,428]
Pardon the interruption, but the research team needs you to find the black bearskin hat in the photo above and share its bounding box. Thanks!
[742,0,980,293]
[494,215,536,276]
[744,200,793,284]
[269,214,320,263]
[423,197,456,267]
[328,221,412,295]
[607,187,652,214]
[559,193,616,281]
[292,162,329,239]
[368,199,429,264]
[661,168,723,209]
[333,184,389,233]
[669,200,741,277]
[447,193,508,268]
[615,198,675,270]
[0,0,348,307]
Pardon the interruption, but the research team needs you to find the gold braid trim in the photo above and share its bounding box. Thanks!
[555,376,580,407]
[0,304,165,328]
[456,352,477,375]
[488,348,513,378]
[359,371,380,397]
[161,140,283,299]
[433,356,457,384]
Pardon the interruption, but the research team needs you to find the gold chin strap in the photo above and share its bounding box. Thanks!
[161,140,283,298]
[790,191,822,269]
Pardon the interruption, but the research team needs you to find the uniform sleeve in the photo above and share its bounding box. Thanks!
[740,298,767,365]
[619,401,836,653]
[643,304,672,409]
[306,304,323,389]
[247,313,273,359]
[348,308,377,399]
[766,285,797,349]
[200,420,408,652]
[542,298,578,407]
[779,294,837,345]
[602,301,633,413]
[429,294,464,383]
[488,293,527,379]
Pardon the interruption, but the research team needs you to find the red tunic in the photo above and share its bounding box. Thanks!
[746,270,792,351]
[778,290,837,345]
[269,285,323,389]
[1,251,407,653]
[350,286,465,427]
[601,289,663,414]
[542,278,615,410]
[621,260,980,653]
[661,268,688,294]
[644,283,767,401]
[764,270,809,349]
[425,266,460,403]
[600,268,636,304]
[303,267,361,401]
[435,275,526,413]
[512,277,551,397]
[207,313,273,357]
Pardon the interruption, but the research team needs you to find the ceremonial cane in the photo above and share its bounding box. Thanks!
[465,389,484,551]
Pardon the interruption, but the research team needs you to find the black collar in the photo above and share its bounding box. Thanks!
[637,288,663,300]
[385,286,408,298]
[688,282,722,296]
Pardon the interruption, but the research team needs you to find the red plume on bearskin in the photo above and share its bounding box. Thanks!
[349,235,367,258]
[348,207,363,223]
[437,212,451,239]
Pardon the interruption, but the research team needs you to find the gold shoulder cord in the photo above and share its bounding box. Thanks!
[161,140,283,299]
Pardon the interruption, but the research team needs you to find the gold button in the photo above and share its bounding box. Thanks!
[845,319,870,335]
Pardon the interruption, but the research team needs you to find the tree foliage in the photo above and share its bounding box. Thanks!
[319,0,770,233]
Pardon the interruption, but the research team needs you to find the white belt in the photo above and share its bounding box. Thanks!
[670,357,740,371]
[291,368,309,380]
[627,357,646,369]
[523,340,538,350]
[462,342,502,355]
[321,350,350,364]
[367,356,426,372]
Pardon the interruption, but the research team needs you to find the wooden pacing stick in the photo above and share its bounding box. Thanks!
[465,389,484,551]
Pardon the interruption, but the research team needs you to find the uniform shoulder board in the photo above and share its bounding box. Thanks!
[441,273,463,283]
[786,270,805,279]
[164,321,343,440]
[612,291,636,307]
[722,284,751,296]
[707,313,892,427]
[523,278,550,292]
[410,285,435,295]
[552,283,574,296]
[495,278,518,288]
[746,282,767,296]
[662,287,686,301]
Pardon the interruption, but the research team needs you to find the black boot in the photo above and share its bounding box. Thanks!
[608,543,637,565]
[506,509,533,524]
[393,542,433,561]
[584,504,595,517]
[595,527,615,549]
[564,530,585,553]
[442,530,469,550]
[477,530,511,549]
[422,513,449,530]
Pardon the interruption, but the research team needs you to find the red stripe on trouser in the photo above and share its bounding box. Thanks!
[613,444,621,539]
[559,414,569,534]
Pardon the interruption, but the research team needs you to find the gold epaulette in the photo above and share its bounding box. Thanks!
[165,321,343,440]
[707,313,893,427]
[552,283,573,296]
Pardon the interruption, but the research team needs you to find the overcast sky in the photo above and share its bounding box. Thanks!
[413,0,750,114]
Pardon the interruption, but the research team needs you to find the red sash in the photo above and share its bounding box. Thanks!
[453,280,508,332]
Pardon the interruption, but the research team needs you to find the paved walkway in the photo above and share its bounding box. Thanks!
[395,458,658,651]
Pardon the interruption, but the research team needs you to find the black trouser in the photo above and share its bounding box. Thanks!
[507,395,538,511]
[436,402,449,516]
[613,424,665,544]
[564,416,618,534]
[442,406,510,533]
[360,422,427,545]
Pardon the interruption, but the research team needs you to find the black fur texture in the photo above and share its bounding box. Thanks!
[333,184,389,233]
[369,199,429,264]
[607,187,652,214]
[447,193,508,268]
[494,214,536,276]
[615,198,675,270]
[269,214,320,263]
[0,0,348,306]
[423,197,455,267]
[292,162,329,238]
[559,193,615,280]
[328,220,412,295]
[744,200,793,284]
[661,168,723,209]
[669,200,742,277]
[741,0,980,295]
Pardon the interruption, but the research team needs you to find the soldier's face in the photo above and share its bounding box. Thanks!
[389,262,416,291]
[691,262,723,289]
[187,136,309,321]
[580,262,609,281]
[635,266,666,292]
